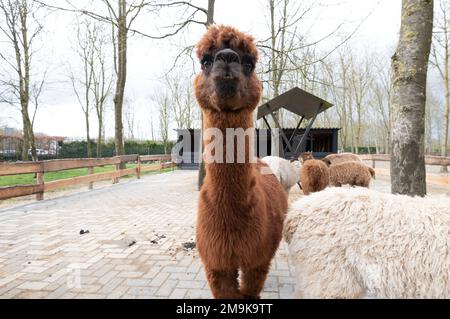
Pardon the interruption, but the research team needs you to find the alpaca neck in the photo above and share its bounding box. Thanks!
[202,109,256,198]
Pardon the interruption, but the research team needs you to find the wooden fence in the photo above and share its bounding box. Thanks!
[359,154,450,187]
[359,154,450,167]
[0,154,175,201]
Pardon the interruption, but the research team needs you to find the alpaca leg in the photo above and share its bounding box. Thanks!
[205,267,242,299]
[240,265,270,298]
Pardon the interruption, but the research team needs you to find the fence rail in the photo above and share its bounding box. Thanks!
[359,154,450,167]
[0,154,175,201]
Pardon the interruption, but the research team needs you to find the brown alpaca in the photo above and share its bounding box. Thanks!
[300,159,330,195]
[322,152,362,166]
[194,25,288,299]
[329,161,375,188]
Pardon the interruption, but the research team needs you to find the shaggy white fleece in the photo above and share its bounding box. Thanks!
[261,156,300,193]
[284,186,450,299]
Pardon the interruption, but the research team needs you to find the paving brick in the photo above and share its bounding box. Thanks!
[169,288,187,299]
[106,285,129,299]
[100,278,124,295]
[169,272,196,281]
[125,279,150,287]
[155,279,177,297]
[149,272,170,287]
[161,266,187,273]
[127,286,157,296]
[117,271,143,279]
[176,280,205,289]
[0,273,24,287]
[17,281,49,290]
[98,271,119,285]
[185,289,213,299]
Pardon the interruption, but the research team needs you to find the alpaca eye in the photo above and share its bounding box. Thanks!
[242,55,255,74]
[201,55,213,70]
[243,63,254,72]
[203,60,212,68]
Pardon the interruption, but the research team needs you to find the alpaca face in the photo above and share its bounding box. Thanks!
[194,25,262,112]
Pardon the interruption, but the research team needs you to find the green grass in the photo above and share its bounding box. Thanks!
[0,163,175,187]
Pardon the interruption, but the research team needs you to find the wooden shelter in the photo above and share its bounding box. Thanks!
[256,87,334,159]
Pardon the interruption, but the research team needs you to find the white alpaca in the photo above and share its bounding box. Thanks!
[284,187,450,299]
[261,156,301,193]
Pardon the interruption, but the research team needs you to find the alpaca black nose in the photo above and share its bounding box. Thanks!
[214,49,241,64]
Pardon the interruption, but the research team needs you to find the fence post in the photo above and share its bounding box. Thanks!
[36,168,44,201]
[136,156,141,179]
[114,163,120,184]
[88,167,94,189]
[372,159,376,168]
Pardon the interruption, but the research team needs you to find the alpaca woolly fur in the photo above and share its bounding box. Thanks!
[329,161,375,188]
[284,186,450,299]
[299,159,329,195]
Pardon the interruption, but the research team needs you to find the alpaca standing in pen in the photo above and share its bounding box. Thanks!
[194,25,288,299]
[299,159,330,195]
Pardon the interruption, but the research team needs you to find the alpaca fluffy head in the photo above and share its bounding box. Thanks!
[299,152,314,163]
[194,25,262,113]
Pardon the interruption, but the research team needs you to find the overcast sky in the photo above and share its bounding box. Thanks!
[0,0,402,140]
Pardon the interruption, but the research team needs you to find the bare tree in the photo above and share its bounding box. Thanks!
[123,96,136,140]
[390,0,433,196]
[349,53,372,153]
[36,0,156,160]
[0,0,44,161]
[155,92,170,154]
[430,0,450,171]
[69,18,98,158]
[322,48,353,151]
[91,25,113,157]
[165,71,197,129]
[257,0,373,129]
[369,57,392,153]
[258,0,312,126]
[30,72,46,130]
[425,89,440,154]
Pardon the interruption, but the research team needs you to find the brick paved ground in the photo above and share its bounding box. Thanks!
[0,170,296,299]
[1,169,447,299]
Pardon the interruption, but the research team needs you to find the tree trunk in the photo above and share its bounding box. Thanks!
[27,117,37,161]
[198,0,216,189]
[441,65,449,172]
[85,112,92,158]
[390,0,433,196]
[206,0,215,25]
[97,117,103,158]
[21,115,29,161]
[114,0,127,164]
[356,102,362,154]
